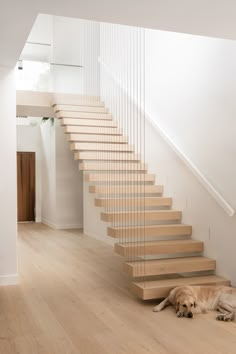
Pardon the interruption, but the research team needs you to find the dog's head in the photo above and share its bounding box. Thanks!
[173,286,197,318]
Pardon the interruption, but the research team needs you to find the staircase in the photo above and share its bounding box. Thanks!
[52,94,230,300]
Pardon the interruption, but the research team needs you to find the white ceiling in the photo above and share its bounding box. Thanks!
[1,0,236,67]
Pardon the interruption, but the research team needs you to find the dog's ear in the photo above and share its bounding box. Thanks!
[175,302,180,313]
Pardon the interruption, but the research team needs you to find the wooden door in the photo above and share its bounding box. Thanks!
[17,152,36,222]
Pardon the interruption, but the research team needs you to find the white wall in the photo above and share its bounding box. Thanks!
[51,16,85,94]
[83,20,100,96]
[55,119,83,229]
[145,29,236,211]
[145,118,236,286]
[17,124,42,222]
[99,24,236,285]
[40,118,83,229]
[83,181,114,245]
[27,14,53,45]
[40,119,57,226]
[19,15,100,96]
[0,67,18,284]
[21,14,53,63]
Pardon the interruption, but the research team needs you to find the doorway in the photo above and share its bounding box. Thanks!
[17,152,36,222]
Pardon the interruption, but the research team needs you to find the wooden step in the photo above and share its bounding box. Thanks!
[89,185,163,195]
[79,162,147,171]
[57,111,112,120]
[132,275,230,300]
[115,239,204,256]
[75,152,139,161]
[64,126,122,135]
[54,105,107,113]
[86,173,154,183]
[124,257,216,277]
[101,210,181,222]
[52,94,101,106]
[108,224,192,238]
[72,143,134,152]
[54,103,105,110]
[61,118,116,127]
[95,197,172,208]
[67,134,128,143]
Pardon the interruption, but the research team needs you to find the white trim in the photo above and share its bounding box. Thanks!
[56,223,83,230]
[42,218,83,230]
[146,115,235,217]
[0,274,19,286]
[99,57,235,217]
[83,229,115,246]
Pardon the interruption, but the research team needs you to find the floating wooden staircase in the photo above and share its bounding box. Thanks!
[52,94,230,300]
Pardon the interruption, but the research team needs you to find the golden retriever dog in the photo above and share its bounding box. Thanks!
[153,285,236,321]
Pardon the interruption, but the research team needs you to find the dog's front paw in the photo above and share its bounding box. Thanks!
[216,313,234,322]
[176,311,184,318]
[153,306,161,312]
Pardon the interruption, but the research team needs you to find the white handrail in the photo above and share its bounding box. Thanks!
[99,57,235,217]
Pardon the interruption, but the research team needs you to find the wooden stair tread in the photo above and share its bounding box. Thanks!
[101,209,181,222]
[132,275,230,300]
[61,118,116,127]
[124,256,216,277]
[67,134,128,143]
[95,197,172,207]
[108,224,192,238]
[57,111,112,120]
[73,143,134,152]
[64,126,122,135]
[79,162,147,171]
[115,239,203,256]
[89,185,163,194]
[85,173,154,182]
[54,103,105,110]
[55,105,107,113]
[51,94,101,106]
[75,152,139,161]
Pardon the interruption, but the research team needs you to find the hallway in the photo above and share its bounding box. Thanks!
[0,223,236,354]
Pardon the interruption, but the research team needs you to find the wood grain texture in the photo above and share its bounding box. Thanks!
[67,133,128,143]
[2,223,234,354]
[64,126,122,135]
[95,196,172,208]
[124,257,216,277]
[57,111,112,120]
[61,118,116,127]
[55,105,108,113]
[17,152,35,222]
[115,239,204,256]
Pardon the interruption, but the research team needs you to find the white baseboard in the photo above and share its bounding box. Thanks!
[56,223,83,230]
[84,229,115,246]
[42,218,83,230]
[0,274,19,286]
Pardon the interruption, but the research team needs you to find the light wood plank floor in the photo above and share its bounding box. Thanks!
[1,223,236,354]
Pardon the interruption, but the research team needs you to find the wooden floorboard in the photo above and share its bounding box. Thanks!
[0,223,235,354]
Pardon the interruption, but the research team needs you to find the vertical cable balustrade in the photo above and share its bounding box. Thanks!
[99,22,146,279]
[81,19,146,282]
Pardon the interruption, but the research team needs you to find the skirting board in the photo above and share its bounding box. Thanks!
[0,274,19,286]
[42,218,83,230]
[84,229,115,246]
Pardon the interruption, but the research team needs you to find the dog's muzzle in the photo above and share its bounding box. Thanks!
[187,312,193,318]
